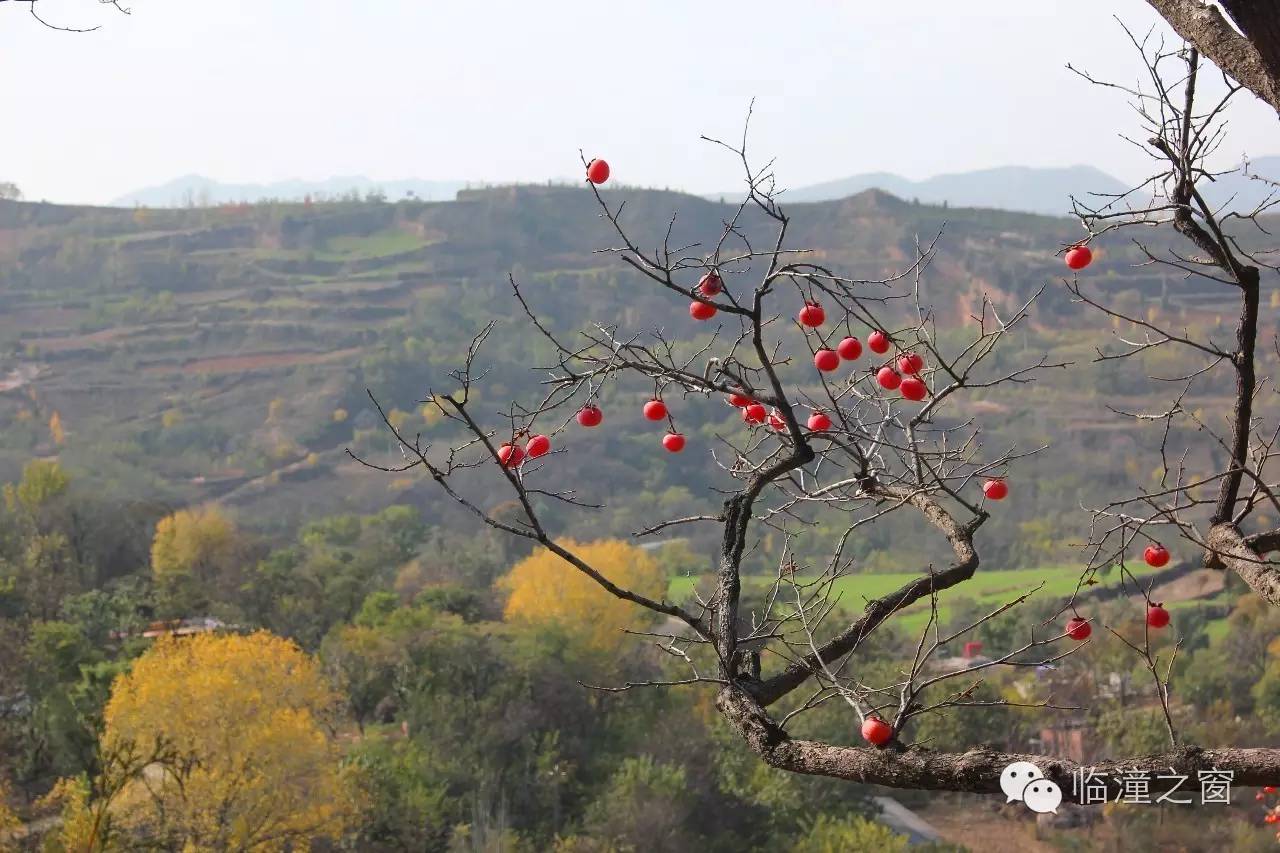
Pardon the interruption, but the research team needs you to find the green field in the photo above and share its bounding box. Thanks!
[669,564,1175,633]
[321,229,426,258]
[670,564,1241,643]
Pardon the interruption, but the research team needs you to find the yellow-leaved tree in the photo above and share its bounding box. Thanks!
[3,458,70,514]
[100,631,358,851]
[499,539,666,654]
[0,777,18,842]
[150,504,242,611]
[48,410,65,446]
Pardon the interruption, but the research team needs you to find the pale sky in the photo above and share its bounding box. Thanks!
[2,0,1275,205]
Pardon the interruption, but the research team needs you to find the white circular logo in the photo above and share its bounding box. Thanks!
[1021,779,1063,814]
[1000,761,1044,803]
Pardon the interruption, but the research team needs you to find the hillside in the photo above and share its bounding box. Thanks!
[0,185,1272,568]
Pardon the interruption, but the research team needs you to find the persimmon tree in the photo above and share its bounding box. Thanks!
[1069,27,1280,614]
[357,95,1280,799]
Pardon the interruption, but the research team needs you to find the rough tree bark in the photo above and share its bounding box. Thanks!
[1209,522,1280,604]
[1146,0,1280,116]
[718,685,1280,796]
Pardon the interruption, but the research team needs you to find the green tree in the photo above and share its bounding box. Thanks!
[346,738,452,851]
[582,757,694,853]
[149,504,243,614]
[4,459,70,514]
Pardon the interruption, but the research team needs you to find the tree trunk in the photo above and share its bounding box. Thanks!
[1207,522,1280,605]
[717,684,1280,801]
[1147,0,1280,116]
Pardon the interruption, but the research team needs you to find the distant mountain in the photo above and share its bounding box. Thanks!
[111,174,469,207]
[1200,155,1280,214]
[744,165,1130,217]
[117,156,1280,216]
[736,157,1280,217]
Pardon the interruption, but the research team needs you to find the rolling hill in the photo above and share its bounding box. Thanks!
[771,156,1280,216]
[109,156,1279,220]
[0,184,1272,570]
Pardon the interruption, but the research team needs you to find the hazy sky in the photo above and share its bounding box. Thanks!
[3,0,1275,204]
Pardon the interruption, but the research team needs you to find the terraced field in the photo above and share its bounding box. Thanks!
[0,186,1275,559]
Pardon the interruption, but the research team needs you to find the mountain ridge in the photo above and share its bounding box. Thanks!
[111,174,470,207]
[764,164,1128,216]
[110,157,1279,218]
